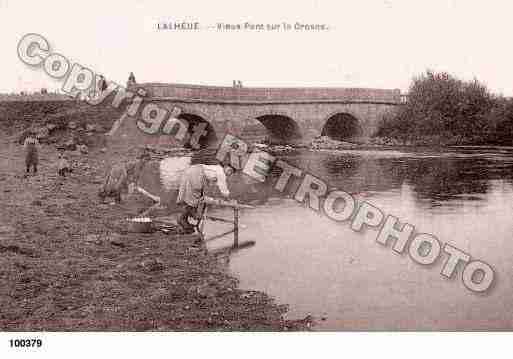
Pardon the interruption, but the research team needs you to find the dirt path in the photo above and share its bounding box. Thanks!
[0,133,304,331]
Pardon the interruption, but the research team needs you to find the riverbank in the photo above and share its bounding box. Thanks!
[309,135,465,150]
[263,136,505,153]
[0,133,307,331]
[260,136,419,153]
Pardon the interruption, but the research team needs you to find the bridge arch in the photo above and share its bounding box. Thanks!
[256,114,301,143]
[176,112,218,148]
[240,112,302,144]
[321,112,363,141]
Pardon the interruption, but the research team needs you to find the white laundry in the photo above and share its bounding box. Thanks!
[159,156,192,191]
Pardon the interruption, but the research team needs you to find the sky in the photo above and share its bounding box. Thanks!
[1,0,512,95]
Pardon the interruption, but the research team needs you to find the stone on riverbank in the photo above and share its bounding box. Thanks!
[310,136,358,150]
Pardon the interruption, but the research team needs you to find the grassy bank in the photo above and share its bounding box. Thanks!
[0,119,305,330]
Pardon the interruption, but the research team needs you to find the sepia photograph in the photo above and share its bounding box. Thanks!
[1,0,513,357]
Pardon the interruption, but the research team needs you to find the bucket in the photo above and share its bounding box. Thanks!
[127,217,154,233]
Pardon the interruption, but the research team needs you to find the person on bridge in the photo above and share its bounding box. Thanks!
[98,75,108,93]
[176,153,235,235]
[127,72,136,88]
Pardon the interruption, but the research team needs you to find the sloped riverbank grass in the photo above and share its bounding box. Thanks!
[0,128,304,331]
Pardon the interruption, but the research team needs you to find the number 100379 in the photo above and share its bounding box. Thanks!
[9,338,42,348]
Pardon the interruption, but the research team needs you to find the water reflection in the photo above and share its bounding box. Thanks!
[227,149,513,207]
[213,147,513,330]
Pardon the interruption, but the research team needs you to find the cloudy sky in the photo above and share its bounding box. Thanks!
[1,0,512,95]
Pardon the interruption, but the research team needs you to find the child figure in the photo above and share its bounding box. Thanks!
[57,153,72,177]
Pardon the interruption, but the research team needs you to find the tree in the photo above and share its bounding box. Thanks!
[377,70,496,145]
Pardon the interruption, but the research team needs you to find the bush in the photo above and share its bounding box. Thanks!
[377,70,498,145]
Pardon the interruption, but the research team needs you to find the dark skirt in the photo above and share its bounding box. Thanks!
[25,148,38,167]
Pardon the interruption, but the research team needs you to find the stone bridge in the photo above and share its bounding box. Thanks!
[122,83,402,147]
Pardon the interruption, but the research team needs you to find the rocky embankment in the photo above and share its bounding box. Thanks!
[309,136,417,150]
[1,100,125,153]
[256,136,412,153]
[309,136,360,150]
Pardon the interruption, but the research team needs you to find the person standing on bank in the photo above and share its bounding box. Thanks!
[23,130,39,175]
[177,160,235,234]
[56,152,72,177]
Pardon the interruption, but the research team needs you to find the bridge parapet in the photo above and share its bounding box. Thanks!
[139,83,402,104]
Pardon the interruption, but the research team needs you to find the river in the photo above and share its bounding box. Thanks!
[204,147,513,330]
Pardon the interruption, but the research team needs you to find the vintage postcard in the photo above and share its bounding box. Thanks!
[1,0,512,356]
